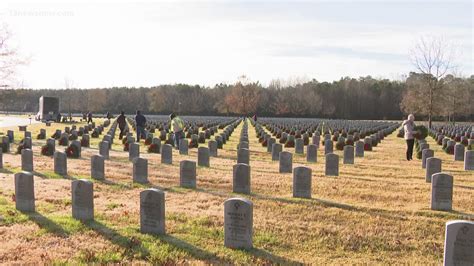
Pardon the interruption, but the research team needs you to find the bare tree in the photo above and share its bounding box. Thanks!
[443,72,470,124]
[0,24,26,87]
[409,36,455,128]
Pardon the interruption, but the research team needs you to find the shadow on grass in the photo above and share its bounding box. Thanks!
[247,247,303,265]
[455,184,474,190]
[0,168,14,174]
[32,171,51,179]
[193,186,409,221]
[22,211,69,237]
[84,220,151,259]
[448,210,474,219]
[157,234,226,263]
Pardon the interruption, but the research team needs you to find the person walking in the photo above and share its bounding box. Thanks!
[402,114,416,161]
[87,111,93,123]
[117,111,127,140]
[170,113,185,149]
[135,110,147,142]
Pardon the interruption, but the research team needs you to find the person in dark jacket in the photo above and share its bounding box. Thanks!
[135,110,147,142]
[87,111,93,123]
[117,111,127,140]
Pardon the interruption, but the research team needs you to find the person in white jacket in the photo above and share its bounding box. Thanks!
[402,114,416,161]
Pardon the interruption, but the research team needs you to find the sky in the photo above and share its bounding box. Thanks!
[0,0,472,89]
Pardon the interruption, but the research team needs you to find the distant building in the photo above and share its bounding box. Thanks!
[36,96,59,121]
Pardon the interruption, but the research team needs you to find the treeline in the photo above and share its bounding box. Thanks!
[1,75,473,120]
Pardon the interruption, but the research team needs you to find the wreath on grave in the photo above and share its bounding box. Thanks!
[51,131,60,139]
[336,141,345,151]
[165,138,173,145]
[454,135,461,142]
[148,143,160,153]
[303,136,309,145]
[364,143,372,151]
[41,144,49,155]
[189,139,198,149]
[16,142,26,154]
[81,138,89,147]
[59,137,68,146]
[65,144,80,158]
[123,142,130,151]
[437,137,443,145]
[159,134,167,141]
[41,144,53,156]
[443,144,455,155]
[461,138,468,146]
[345,139,354,146]
[91,130,99,138]
[284,138,295,148]
[413,125,428,140]
[37,132,45,140]
[144,137,152,146]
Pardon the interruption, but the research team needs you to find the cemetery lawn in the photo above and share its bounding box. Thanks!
[1,116,473,264]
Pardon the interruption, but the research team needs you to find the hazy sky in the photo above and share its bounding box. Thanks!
[1,0,472,88]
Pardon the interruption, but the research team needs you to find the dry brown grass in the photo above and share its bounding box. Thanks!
[0,116,472,264]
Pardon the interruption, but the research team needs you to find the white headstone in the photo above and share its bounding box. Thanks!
[293,166,311,198]
[129,142,140,161]
[465,151,474,171]
[54,151,67,176]
[161,144,173,164]
[237,148,250,165]
[422,149,434,169]
[133,157,149,183]
[72,179,94,221]
[99,141,110,160]
[454,144,465,161]
[271,143,282,161]
[14,171,35,212]
[233,163,250,194]
[426,157,441,183]
[325,153,339,176]
[21,149,34,172]
[343,145,354,164]
[180,160,196,188]
[140,188,165,235]
[443,220,474,266]
[179,139,189,155]
[198,147,210,167]
[279,151,293,173]
[306,144,317,163]
[91,155,105,180]
[224,198,253,249]
[431,173,453,211]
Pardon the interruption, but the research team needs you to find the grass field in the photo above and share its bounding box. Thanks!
[0,116,473,264]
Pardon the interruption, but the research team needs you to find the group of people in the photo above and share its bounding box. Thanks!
[115,111,420,161]
[116,111,185,149]
[82,112,94,123]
